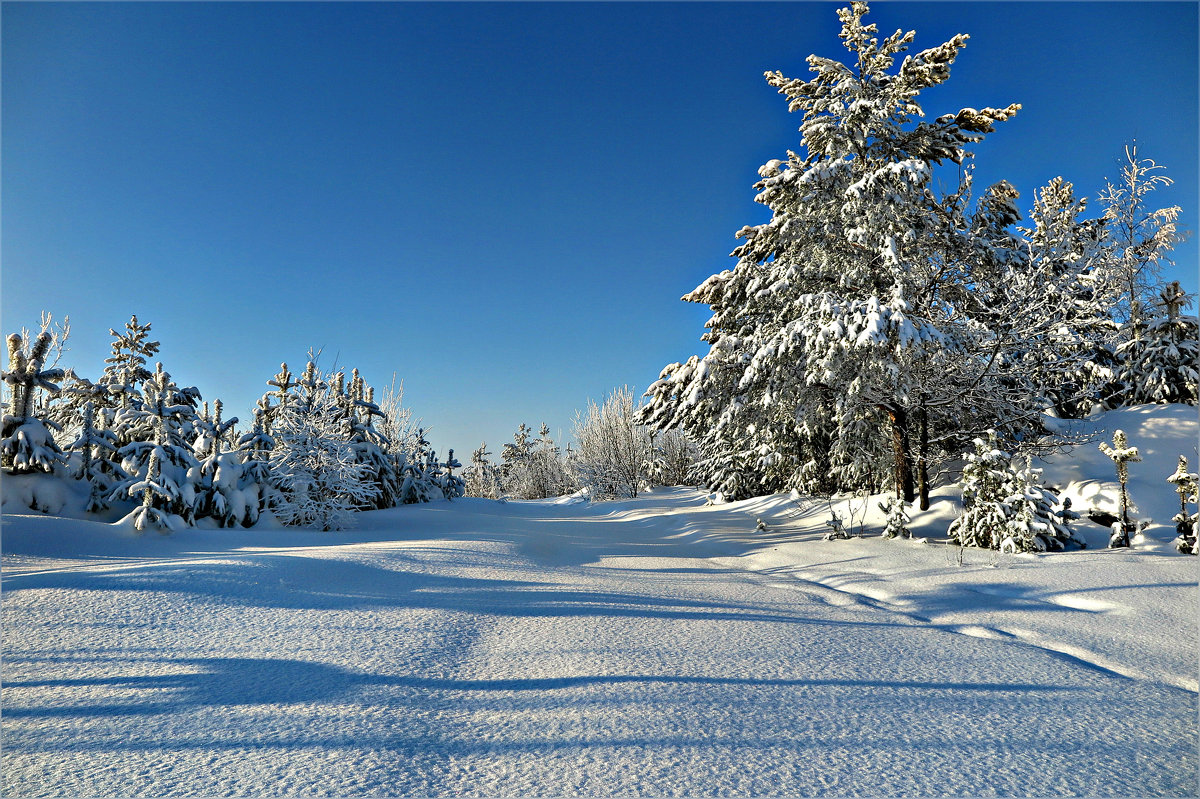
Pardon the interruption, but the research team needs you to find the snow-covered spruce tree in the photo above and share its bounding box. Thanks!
[1110,281,1199,407]
[125,448,180,533]
[438,449,466,500]
[1098,429,1142,548]
[66,401,127,513]
[97,315,160,421]
[107,364,203,526]
[233,408,273,527]
[572,386,652,500]
[999,456,1081,553]
[530,424,572,498]
[948,432,1012,550]
[192,399,246,527]
[267,363,375,530]
[464,442,503,499]
[257,363,297,437]
[344,369,402,510]
[398,428,445,504]
[639,2,1028,506]
[499,423,536,498]
[948,431,1079,552]
[2,330,67,475]
[1166,455,1198,554]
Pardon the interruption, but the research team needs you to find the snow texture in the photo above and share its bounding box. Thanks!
[2,406,1196,797]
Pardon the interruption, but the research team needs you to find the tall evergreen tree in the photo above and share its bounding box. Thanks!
[639,2,1024,504]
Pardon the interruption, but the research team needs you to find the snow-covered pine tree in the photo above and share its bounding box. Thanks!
[98,315,159,415]
[878,495,911,539]
[464,442,503,499]
[2,330,67,475]
[267,364,375,530]
[108,364,203,526]
[1012,178,1118,418]
[1098,429,1141,548]
[1166,455,1198,554]
[66,400,127,513]
[639,2,1026,506]
[1110,281,1199,407]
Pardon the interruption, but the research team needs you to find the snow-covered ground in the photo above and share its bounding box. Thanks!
[3,406,1197,796]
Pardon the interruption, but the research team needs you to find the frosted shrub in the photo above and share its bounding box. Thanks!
[571,386,652,500]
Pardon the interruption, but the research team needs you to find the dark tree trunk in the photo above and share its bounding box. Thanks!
[916,402,930,511]
[887,406,915,503]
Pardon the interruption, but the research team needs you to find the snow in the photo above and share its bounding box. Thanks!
[2,405,1197,796]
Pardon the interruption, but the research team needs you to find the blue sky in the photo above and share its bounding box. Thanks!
[3,1,1197,458]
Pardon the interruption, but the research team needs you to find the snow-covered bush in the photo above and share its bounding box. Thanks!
[397,428,445,505]
[644,428,698,488]
[571,386,652,500]
[500,423,573,499]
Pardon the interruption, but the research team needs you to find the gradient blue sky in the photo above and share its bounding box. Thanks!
[4,1,1197,457]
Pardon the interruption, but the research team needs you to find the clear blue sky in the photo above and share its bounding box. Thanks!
[3,1,1197,458]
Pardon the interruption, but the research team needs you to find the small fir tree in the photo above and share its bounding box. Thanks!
[98,315,160,414]
[1098,429,1141,548]
[66,401,127,513]
[1166,455,1198,554]
[2,330,67,475]
[464,442,503,499]
[1110,281,1199,407]
[878,495,911,539]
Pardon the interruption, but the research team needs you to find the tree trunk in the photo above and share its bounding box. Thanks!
[887,406,915,503]
[916,402,930,511]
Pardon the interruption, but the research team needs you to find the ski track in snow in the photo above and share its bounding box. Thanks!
[3,479,1198,795]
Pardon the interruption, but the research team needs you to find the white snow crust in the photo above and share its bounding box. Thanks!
[2,406,1196,797]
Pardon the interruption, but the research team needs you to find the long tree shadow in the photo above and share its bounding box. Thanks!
[1,653,1085,723]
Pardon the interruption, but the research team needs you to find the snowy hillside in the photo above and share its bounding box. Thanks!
[2,404,1196,796]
